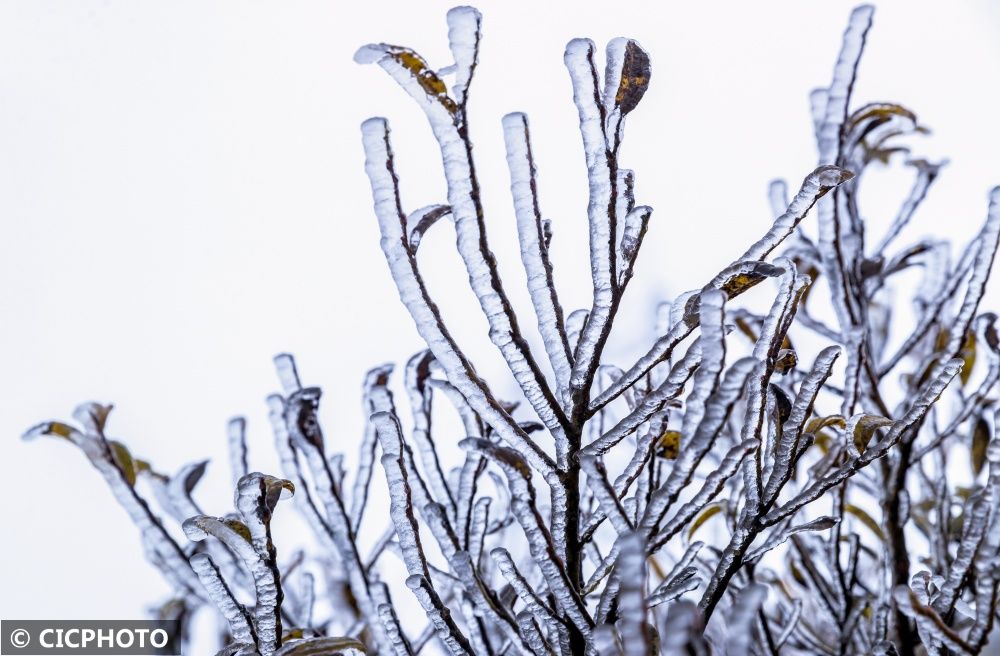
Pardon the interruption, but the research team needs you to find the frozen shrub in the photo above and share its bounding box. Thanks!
[27,5,1000,655]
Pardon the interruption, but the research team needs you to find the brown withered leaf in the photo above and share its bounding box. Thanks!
[971,414,990,476]
[615,40,651,115]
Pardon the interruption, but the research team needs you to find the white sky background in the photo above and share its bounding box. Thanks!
[1,0,999,631]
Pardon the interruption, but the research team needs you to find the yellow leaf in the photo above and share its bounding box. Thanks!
[687,502,724,540]
[845,504,884,541]
[656,430,681,460]
[959,330,976,385]
[850,415,893,454]
[45,422,75,439]
[224,518,253,544]
[108,440,137,487]
[805,415,846,435]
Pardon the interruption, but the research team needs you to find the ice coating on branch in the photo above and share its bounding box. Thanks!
[615,533,651,654]
[227,417,249,489]
[725,584,768,655]
[739,165,854,262]
[875,159,944,256]
[406,205,452,252]
[361,117,557,478]
[359,16,568,442]
[461,438,593,636]
[445,6,481,109]
[503,112,574,403]
[28,5,1000,655]
[406,575,474,656]
[191,553,256,646]
[942,187,1000,363]
[24,404,205,601]
[351,362,394,532]
[184,473,294,656]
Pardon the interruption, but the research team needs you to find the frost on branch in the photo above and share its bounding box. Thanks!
[26,4,1000,655]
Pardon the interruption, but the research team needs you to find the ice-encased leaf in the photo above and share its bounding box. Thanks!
[603,38,651,118]
[273,636,368,655]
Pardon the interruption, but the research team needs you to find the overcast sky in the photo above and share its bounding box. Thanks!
[1,0,998,628]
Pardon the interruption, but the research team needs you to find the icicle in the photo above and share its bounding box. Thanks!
[933,493,991,616]
[455,453,485,547]
[371,412,432,581]
[768,179,788,220]
[617,206,652,291]
[424,502,460,563]
[682,290,727,440]
[818,5,874,166]
[445,6,481,110]
[273,354,303,395]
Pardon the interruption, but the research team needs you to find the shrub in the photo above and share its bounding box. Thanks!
[27,5,1000,655]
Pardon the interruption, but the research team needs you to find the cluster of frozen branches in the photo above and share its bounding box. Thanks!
[27,5,1000,655]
